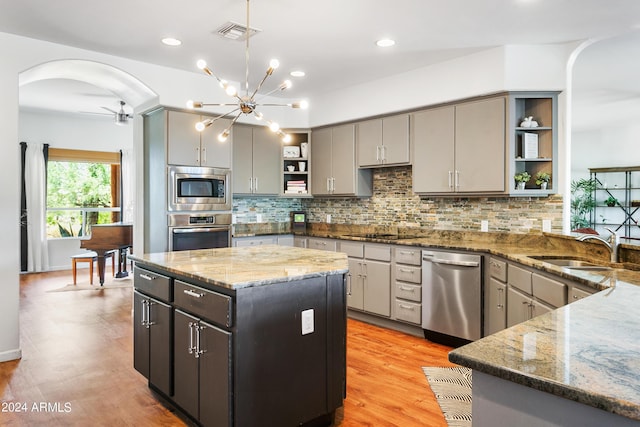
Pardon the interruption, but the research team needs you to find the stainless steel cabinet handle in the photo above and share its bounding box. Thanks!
[399,250,416,255]
[399,304,415,311]
[399,268,414,273]
[188,322,195,354]
[140,273,155,281]
[140,299,148,327]
[381,145,387,162]
[431,258,479,267]
[184,289,205,298]
[254,177,258,192]
[399,286,415,292]
[376,146,380,161]
[455,170,460,189]
[346,274,352,296]
[249,177,253,192]
[146,301,156,327]
[195,324,206,358]
[448,171,453,189]
[201,147,207,164]
[497,288,504,309]
[196,147,200,164]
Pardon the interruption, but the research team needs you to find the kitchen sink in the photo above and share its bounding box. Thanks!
[529,256,612,271]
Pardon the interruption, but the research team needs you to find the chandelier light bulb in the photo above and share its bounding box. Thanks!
[218,130,230,142]
[269,59,280,69]
[186,100,194,109]
[268,121,280,132]
[196,59,207,70]
[282,133,292,143]
[225,85,237,97]
[195,121,206,132]
[291,100,309,109]
[254,112,263,121]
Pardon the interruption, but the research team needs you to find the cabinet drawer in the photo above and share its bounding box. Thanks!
[508,264,532,294]
[308,238,337,251]
[340,241,364,258]
[365,244,391,262]
[234,236,277,246]
[394,300,421,324]
[395,265,421,284]
[395,282,421,302]
[394,247,421,265]
[174,280,232,328]
[532,274,566,308]
[488,257,507,282]
[134,266,171,302]
[569,286,593,303]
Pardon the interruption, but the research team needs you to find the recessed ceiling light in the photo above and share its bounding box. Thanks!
[290,70,306,77]
[162,37,182,46]
[376,38,395,48]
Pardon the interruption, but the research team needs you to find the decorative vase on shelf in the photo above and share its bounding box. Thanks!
[300,142,308,158]
[517,182,526,190]
[540,182,548,190]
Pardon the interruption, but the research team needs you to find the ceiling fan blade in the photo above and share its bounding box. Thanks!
[101,106,117,114]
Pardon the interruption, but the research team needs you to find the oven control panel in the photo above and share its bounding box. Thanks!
[189,216,216,225]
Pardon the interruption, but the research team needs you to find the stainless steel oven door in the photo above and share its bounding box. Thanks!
[169,226,231,251]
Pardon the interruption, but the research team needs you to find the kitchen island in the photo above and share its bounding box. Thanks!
[449,280,640,427]
[129,245,348,427]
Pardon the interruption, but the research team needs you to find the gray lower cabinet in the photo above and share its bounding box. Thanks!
[342,241,391,317]
[485,257,507,335]
[174,309,231,427]
[507,287,553,327]
[393,246,422,325]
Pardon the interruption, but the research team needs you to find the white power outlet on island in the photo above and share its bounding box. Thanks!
[326,214,332,223]
[480,220,489,232]
[542,219,552,233]
[301,309,314,335]
[256,214,263,223]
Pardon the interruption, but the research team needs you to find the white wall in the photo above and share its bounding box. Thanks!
[572,125,640,180]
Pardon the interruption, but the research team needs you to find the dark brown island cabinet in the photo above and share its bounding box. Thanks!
[131,249,347,427]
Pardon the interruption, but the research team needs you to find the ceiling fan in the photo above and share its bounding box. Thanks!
[101,100,133,125]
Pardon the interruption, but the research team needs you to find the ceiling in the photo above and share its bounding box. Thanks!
[4,0,640,124]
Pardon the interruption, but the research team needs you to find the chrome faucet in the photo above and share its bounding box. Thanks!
[576,227,620,263]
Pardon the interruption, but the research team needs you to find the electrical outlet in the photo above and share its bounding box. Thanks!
[480,220,489,232]
[542,219,552,233]
[301,309,314,335]
[256,214,263,223]
[326,214,332,223]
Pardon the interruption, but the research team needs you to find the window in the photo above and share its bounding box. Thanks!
[46,148,121,238]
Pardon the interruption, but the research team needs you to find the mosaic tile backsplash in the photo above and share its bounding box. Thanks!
[233,166,563,234]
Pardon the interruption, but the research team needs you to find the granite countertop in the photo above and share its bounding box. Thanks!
[129,245,348,290]
[449,281,640,420]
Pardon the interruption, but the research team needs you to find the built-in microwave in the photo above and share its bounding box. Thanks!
[168,165,231,211]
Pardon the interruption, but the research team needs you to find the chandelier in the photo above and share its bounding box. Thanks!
[187,0,308,143]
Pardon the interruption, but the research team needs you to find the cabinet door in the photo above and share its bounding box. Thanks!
[133,291,150,379]
[507,287,531,327]
[199,320,232,427]
[347,258,364,310]
[173,310,200,419]
[251,127,282,195]
[233,125,254,194]
[149,299,172,396]
[311,128,333,195]
[455,97,505,192]
[363,260,391,317]
[382,114,410,165]
[412,106,455,193]
[357,118,382,167]
[331,124,357,194]
[530,299,553,320]
[167,111,201,166]
[486,278,507,335]
[200,118,232,168]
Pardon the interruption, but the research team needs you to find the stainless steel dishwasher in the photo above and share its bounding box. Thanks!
[422,250,482,345]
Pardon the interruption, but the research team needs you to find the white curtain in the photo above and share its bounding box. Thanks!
[25,143,49,272]
[121,149,134,223]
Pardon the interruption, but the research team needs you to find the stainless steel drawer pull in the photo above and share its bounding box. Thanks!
[184,289,205,298]
[399,268,414,273]
[399,286,415,292]
[399,304,415,310]
[140,273,155,281]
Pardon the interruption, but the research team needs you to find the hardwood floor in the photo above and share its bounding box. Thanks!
[0,270,454,426]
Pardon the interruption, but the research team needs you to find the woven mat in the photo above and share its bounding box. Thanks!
[422,367,472,427]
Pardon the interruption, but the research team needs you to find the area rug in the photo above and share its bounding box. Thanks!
[48,277,132,292]
[422,367,472,427]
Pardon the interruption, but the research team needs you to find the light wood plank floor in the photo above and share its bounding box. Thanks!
[0,270,454,426]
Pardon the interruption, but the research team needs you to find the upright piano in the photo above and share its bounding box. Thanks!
[80,223,133,286]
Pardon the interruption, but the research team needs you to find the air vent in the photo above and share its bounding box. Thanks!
[216,21,261,41]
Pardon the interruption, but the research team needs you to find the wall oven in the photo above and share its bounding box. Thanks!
[168,213,231,251]
[168,165,231,211]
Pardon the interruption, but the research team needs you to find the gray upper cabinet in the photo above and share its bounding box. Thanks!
[412,96,505,194]
[233,124,281,195]
[311,124,372,197]
[358,114,410,167]
[167,110,232,168]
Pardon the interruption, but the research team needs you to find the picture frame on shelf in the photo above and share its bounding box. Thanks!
[283,146,300,158]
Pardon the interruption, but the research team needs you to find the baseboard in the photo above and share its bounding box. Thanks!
[0,348,22,362]
[347,310,424,337]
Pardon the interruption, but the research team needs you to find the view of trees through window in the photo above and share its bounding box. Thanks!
[46,161,117,238]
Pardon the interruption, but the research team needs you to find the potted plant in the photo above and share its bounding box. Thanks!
[514,171,531,190]
[535,171,551,190]
[570,178,597,230]
[604,196,618,207]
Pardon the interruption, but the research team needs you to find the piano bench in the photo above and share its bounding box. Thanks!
[71,251,116,285]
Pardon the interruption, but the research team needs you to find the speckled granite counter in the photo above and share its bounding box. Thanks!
[129,245,348,290]
[449,281,640,423]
